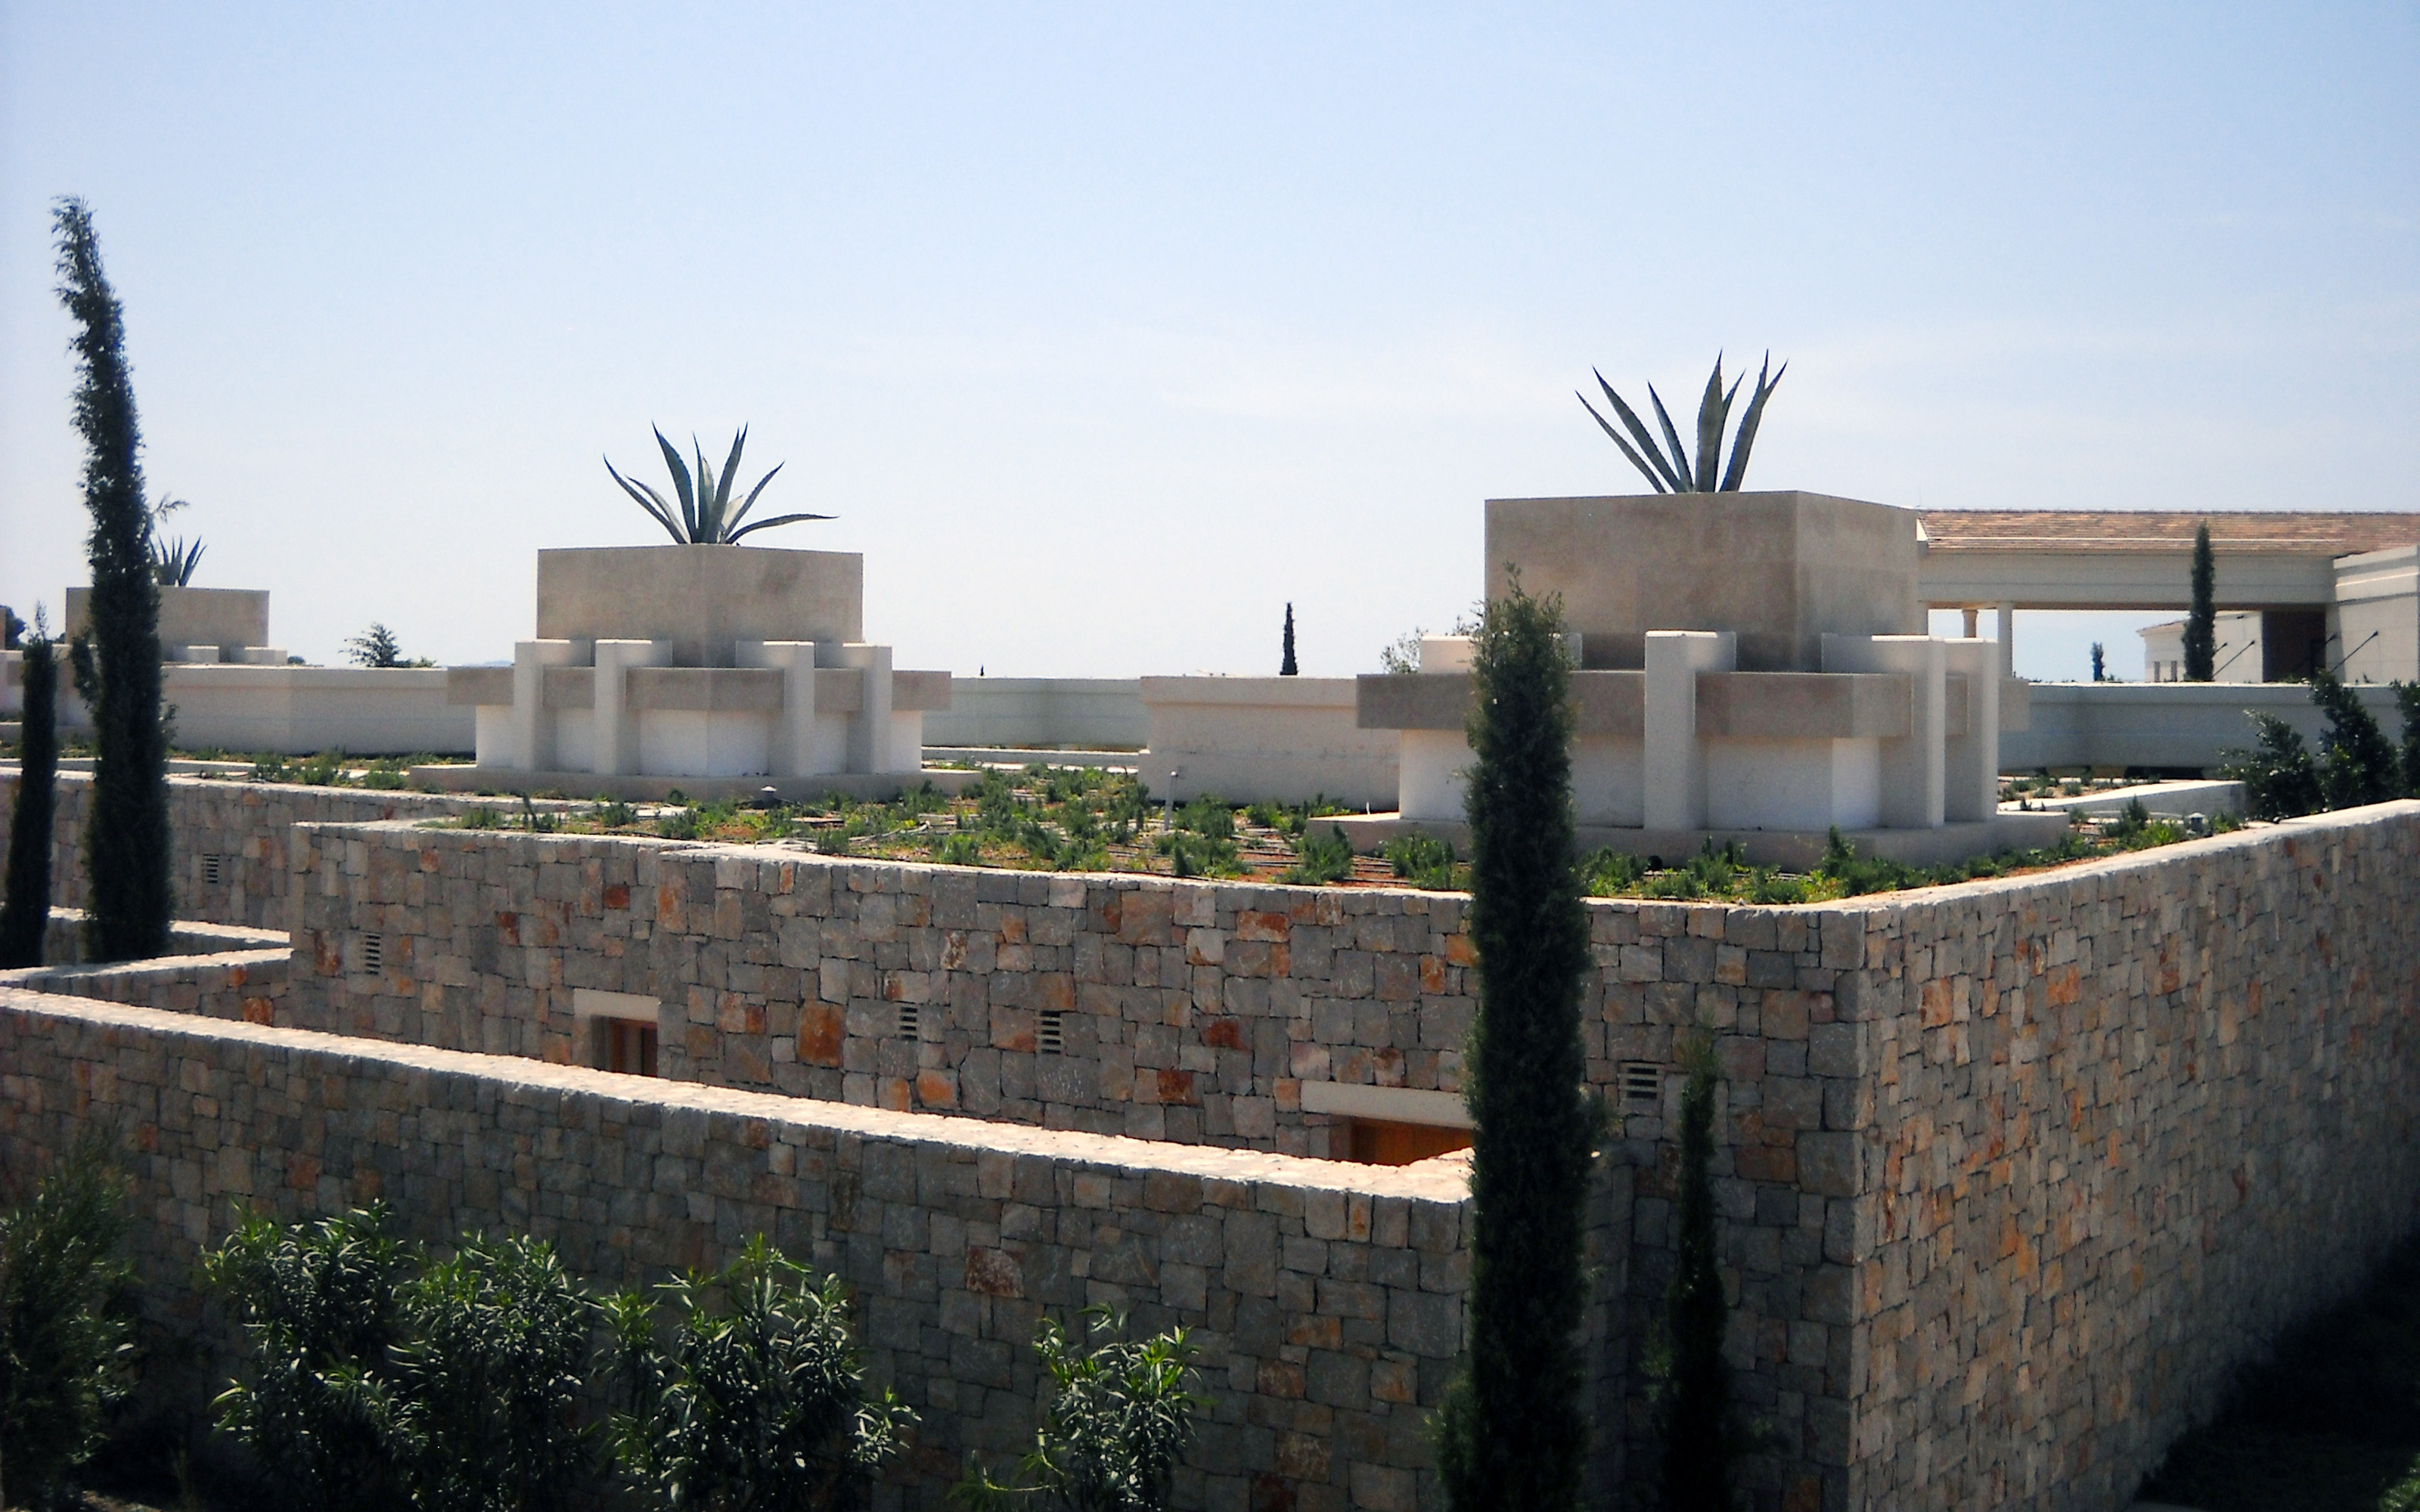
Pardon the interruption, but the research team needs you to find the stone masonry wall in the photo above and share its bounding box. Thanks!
[0,946,290,1022]
[1833,804,2420,1510]
[0,770,557,932]
[272,806,2420,1512]
[0,989,1541,1512]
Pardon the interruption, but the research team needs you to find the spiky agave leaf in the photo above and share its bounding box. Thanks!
[654,427,700,541]
[723,460,793,534]
[605,457,687,542]
[692,436,724,541]
[1588,370,1689,492]
[727,510,834,543]
[1646,386,1697,492]
[1717,354,1786,492]
[710,426,749,541]
[1693,356,1736,493]
[1578,391,1670,493]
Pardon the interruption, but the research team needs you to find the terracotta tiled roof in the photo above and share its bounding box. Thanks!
[1918,510,2420,555]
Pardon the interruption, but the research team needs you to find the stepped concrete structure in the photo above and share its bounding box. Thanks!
[412,544,966,800]
[1350,492,2064,865]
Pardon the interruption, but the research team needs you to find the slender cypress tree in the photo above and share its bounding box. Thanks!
[1435,581,1593,1511]
[1280,603,1298,676]
[2090,643,2106,683]
[54,199,173,961]
[2183,523,2217,682]
[0,636,60,967]
[2394,681,2420,799]
[1660,1034,1734,1510]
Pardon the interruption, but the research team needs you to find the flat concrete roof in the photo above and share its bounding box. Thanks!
[1915,510,2420,611]
[1919,510,2420,556]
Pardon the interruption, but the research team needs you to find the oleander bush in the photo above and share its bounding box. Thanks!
[0,1139,135,1512]
[608,1234,912,1511]
[951,1308,1202,1512]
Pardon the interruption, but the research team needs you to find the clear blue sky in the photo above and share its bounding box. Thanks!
[4,2,2415,681]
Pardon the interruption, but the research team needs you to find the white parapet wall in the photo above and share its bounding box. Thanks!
[51,664,473,755]
[2005,681,2405,771]
[921,677,1148,750]
[1139,676,1399,807]
[2336,545,2418,686]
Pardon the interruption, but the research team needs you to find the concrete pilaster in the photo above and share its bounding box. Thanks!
[828,643,895,774]
[737,640,821,778]
[591,640,672,776]
[1824,634,1945,828]
[509,640,583,772]
[1643,631,1734,832]
[1942,639,2001,822]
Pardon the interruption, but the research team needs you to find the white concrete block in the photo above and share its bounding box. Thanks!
[1643,631,1735,831]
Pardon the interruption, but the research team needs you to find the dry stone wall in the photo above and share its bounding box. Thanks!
[274,805,2420,1512]
[0,989,1565,1512]
[0,770,556,931]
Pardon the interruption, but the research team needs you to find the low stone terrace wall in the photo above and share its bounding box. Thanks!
[0,770,549,931]
[0,990,1600,1512]
[272,804,2420,1511]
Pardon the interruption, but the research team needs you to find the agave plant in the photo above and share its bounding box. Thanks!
[150,535,204,587]
[603,426,832,544]
[145,493,203,585]
[1578,352,1786,494]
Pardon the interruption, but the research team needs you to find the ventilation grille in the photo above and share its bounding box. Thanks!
[361,933,385,974]
[1037,1010,1066,1055]
[200,854,223,886]
[1619,1061,1662,1105]
[897,1003,923,1040]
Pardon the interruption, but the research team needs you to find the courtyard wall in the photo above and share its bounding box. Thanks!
[0,989,1621,1512]
[269,804,2420,1511]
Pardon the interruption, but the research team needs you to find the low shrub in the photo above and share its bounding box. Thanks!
[206,1204,411,1512]
[1282,825,1355,885]
[951,1308,1202,1512]
[656,807,700,841]
[0,1138,134,1512]
[1380,832,1457,891]
[458,805,503,831]
[386,1234,594,1512]
[608,1235,913,1510]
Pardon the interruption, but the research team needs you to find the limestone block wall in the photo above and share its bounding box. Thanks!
[0,947,288,1021]
[1832,805,2420,1510]
[0,770,544,931]
[284,824,1483,1156]
[21,775,2420,1510]
[0,990,1536,1512]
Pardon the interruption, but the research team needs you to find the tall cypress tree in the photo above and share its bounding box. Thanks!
[1661,1034,1734,1509]
[1435,582,1593,1511]
[54,199,173,961]
[2183,522,2217,683]
[1280,603,1298,676]
[0,636,60,968]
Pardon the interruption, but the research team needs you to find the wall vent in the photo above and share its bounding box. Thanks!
[1037,1010,1066,1055]
[1619,1060,1662,1105]
[898,1003,922,1040]
[361,933,385,974]
[200,854,223,886]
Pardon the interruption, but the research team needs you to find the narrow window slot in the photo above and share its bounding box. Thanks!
[603,1018,659,1077]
